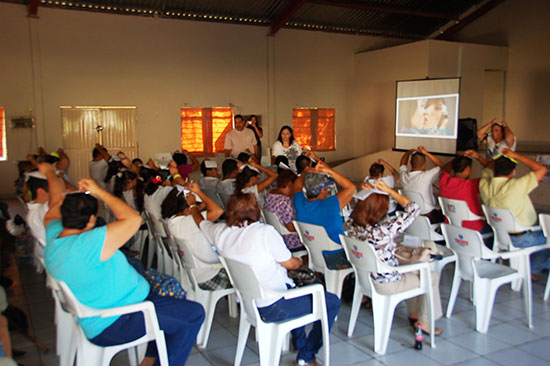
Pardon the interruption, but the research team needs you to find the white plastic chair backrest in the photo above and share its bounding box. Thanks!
[482,205,529,250]
[264,210,292,235]
[148,212,167,238]
[405,215,433,241]
[53,280,101,319]
[438,197,484,226]
[441,224,495,278]
[400,189,427,212]
[219,256,267,324]
[539,214,550,238]
[293,221,341,271]
[340,235,389,291]
[172,237,201,291]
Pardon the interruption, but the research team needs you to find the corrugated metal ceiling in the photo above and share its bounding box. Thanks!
[3,0,495,39]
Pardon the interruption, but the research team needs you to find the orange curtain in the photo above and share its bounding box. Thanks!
[181,107,233,154]
[293,108,335,151]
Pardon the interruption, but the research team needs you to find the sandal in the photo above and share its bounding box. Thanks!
[414,322,443,336]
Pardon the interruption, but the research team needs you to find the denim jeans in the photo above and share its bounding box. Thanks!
[257,291,340,363]
[90,292,205,366]
[510,230,550,274]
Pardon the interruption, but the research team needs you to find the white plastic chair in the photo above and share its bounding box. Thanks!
[441,223,534,332]
[159,221,191,291]
[482,204,544,292]
[173,237,237,349]
[201,188,226,210]
[400,189,442,239]
[293,221,353,298]
[52,279,169,366]
[219,256,330,366]
[144,212,173,274]
[263,209,308,258]
[438,197,493,241]
[537,213,550,301]
[340,234,436,355]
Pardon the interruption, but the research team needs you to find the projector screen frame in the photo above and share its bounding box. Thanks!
[393,77,462,155]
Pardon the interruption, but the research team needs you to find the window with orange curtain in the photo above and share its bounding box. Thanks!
[292,108,335,151]
[0,108,6,161]
[181,107,233,154]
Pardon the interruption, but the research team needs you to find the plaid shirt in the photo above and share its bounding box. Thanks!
[264,193,303,250]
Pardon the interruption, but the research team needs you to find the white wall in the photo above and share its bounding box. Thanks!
[0,2,402,197]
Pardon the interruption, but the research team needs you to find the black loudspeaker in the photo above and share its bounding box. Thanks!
[457,118,478,151]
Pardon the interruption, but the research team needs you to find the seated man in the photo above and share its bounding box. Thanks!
[399,146,445,224]
[198,159,220,192]
[216,158,239,199]
[293,159,356,269]
[439,150,490,233]
[479,149,549,274]
[41,162,204,365]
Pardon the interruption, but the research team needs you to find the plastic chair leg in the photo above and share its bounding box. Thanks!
[474,281,497,333]
[520,256,533,328]
[234,316,251,366]
[146,233,155,269]
[229,293,238,318]
[446,273,462,318]
[509,256,522,292]
[544,275,550,301]
[372,297,395,355]
[347,286,363,337]
[198,295,216,349]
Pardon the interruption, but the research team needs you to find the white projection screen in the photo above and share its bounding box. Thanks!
[395,78,460,154]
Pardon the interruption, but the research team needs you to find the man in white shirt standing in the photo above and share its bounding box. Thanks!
[224,115,258,160]
[88,143,110,189]
[399,146,445,224]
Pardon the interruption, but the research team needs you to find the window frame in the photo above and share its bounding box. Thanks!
[0,108,6,161]
[180,107,234,156]
[292,107,336,152]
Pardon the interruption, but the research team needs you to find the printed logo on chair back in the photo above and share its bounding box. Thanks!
[455,234,469,246]
[490,212,502,223]
[304,230,315,241]
[447,203,456,213]
[351,244,363,259]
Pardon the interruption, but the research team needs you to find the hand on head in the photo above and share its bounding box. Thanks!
[374,180,392,193]
[361,182,373,190]
[417,145,427,154]
[186,181,201,194]
[78,178,101,195]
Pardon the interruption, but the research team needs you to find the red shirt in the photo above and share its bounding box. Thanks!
[439,170,486,231]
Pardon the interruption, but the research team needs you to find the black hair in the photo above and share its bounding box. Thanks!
[27,177,48,199]
[452,156,472,174]
[494,155,517,176]
[222,159,238,178]
[60,193,98,229]
[172,153,188,166]
[296,155,311,175]
[144,169,171,196]
[113,170,144,212]
[277,125,295,145]
[44,154,60,164]
[17,161,34,177]
[234,114,244,121]
[237,152,250,163]
[200,160,216,176]
[92,148,101,159]
[104,160,123,183]
[369,163,384,178]
[274,155,290,174]
[161,187,188,219]
[411,152,426,169]
[132,158,143,165]
[235,166,259,192]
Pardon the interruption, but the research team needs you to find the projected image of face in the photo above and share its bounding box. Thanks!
[423,99,448,130]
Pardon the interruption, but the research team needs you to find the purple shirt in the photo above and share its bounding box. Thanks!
[264,193,303,250]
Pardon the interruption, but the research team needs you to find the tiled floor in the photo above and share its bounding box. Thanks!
[4,198,550,366]
[8,254,550,366]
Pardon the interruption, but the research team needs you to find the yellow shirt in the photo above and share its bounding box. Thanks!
[479,169,539,226]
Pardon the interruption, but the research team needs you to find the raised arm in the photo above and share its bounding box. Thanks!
[464,149,489,168]
[250,161,278,193]
[117,151,139,174]
[316,161,356,209]
[80,178,142,261]
[41,163,65,227]
[95,143,111,162]
[477,117,498,143]
[375,180,411,209]
[183,150,200,172]
[417,146,444,168]
[501,121,516,148]
[378,159,399,180]
[400,149,415,167]
[503,148,547,182]
[56,148,70,171]
[187,181,223,222]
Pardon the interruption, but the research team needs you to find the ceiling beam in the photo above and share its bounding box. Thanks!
[268,0,308,36]
[436,0,506,39]
[28,0,39,18]
[309,0,458,20]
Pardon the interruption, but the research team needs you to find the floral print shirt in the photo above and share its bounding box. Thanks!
[264,193,303,250]
[346,202,420,284]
